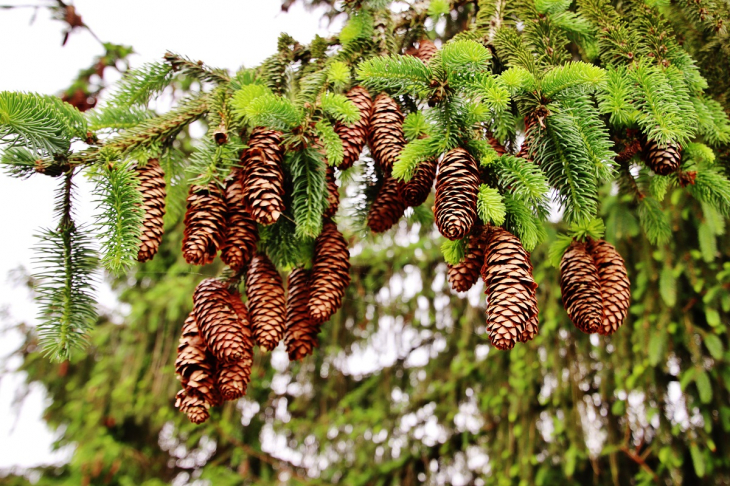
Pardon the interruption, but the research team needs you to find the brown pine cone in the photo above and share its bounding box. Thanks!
[448,226,486,293]
[175,312,215,388]
[135,158,166,262]
[285,268,320,361]
[587,238,630,335]
[416,39,438,63]
[642,138,681,176]
[246,253,287,351]
[335,86,373,170]
[193,278,252,363]
[323,165,340,218]
[435,148,479,240]
[182,184,227,266]
[481,227,539,349]
[402,156,437,207]
[369,93,406,174]
[242,128,286,225]
[220,173,259,271]
[367,174,408,233]
[309,219,351,324]
[175,389,213,424]
[217,359,253,401]
[560,240,602,334]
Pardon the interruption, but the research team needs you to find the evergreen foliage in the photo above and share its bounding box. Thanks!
[3,0,730,482]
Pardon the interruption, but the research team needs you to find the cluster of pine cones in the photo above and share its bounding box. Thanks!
[560,238,631,336]
[127,39,633,423]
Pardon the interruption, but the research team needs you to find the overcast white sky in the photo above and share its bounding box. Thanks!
[0,0,341,472]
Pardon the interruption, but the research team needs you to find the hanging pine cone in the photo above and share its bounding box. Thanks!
[369,93,406,174]
[587,238,631,335]
[174,312,220,424]
[435,148,479,241]
[323,166,340,218]
[242,128,286,225]
[641,138,682,176]
[217,291,254,400]
[560,240,603,334]
[448,226,486,293]
[175,312,219,397]
[402,156,437,207]
[135,158,166,262]
[175,389,213,424]
[182,184,227,266]
[309,219,351,324]
[416,39,438,63]
[193,278,253,363]
[481,227,539,349]
[220,173,259,271]
[285,268,320,361]
[246,253,287,351]
[367,174,408,233]
[335,86,373,170]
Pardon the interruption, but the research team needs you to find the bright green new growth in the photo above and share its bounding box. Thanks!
[92,159,143,275]
[477,185,506,226]
[441,237,467,265]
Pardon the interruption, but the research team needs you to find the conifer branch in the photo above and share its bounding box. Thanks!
[92,159,144,275]
[34,171,98,361]
[288,148,327,238]
[163,51,230,84]
[105,61,174,108]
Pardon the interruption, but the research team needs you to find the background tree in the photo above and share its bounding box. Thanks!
[2,0,730,485]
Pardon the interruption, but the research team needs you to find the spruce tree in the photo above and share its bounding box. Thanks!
[2,0,730,483]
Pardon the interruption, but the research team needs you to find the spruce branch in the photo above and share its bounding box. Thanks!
[231,84,273,121]
[244,93,303,131]
[492,155,550,217]
[1,147,39,179]
[503,194,546,252]
[288,148,327,238]
[315,119,344,166]
[34,171,98,361]
[105,61,173,107]
[92,159,143,275]
[319,92,360,124]
[356,55,432,96]
[441,237,467,265]
[394,137,440,182]
[163,51,230,84]
[440,39,492,73]
[477,185,507,226]
[0,91,82,155]
[87,105,155,131]
[540,62,606,99]
[259,217,313,270]
[105,94,210,156]
[687,166,730,218]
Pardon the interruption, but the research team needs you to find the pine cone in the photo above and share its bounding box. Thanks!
[285,268,320,361]
[435,148,479,240]
[242,128,286,225]
[220,173,259,271]
[135,158,166,262]
[175,312,216,389]
[182,184,227,266]
[481,227,539,349]
[246,253,287,351]
[642,138,681,176]
[175,389,212,424]
[416,39,438,63]
[367,174,408,233]
[402,156,437,207]
[309,219,351,324]
[448,227,486,293]
[369,93,406,174]
[323,165,340,218]
[335,86,373,170]
[217,359,252,401]
[587,238,630,335]
[193,278,253,363]
[560,240,602,334]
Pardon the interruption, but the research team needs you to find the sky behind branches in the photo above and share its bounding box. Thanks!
[0,0,342,471]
